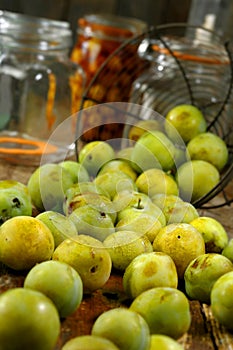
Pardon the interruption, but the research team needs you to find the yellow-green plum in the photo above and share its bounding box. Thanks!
[94,170,137,200]
[130,287,191,339]
[69,205,115,242]
[184,253,233,304]
[222,238,233,263]
[116,213,162,243]
[27,163,74,213]
[186,132,228,171]
[128,119,164,142]
[123,252,178,299]
[135,168,179,198]
[103,230,153,271]
[0,216,55,271]
[62,335,120,350]
[78,141,115,177]
[113,190,157,217]
[149,335,184,350]
[190,216,229,253]
[24,260,83,318]
[150,194,198,225]
[116,147,136,169]
[165,104,207,143]
[59,160,90,183]
[98,159,137,181]
[130,130,176,172]
[211,271,233,331]
[176,160,220,203]
[116,197,166,228]
[0,288,60,350]
[153,223,205,279]
[160,201,199,225]
[36,211,77,248]
[64,191,116,223]
[91,307,151,350]
[0,180,32,224]
[52,234,112,292]
[65,181,111,202]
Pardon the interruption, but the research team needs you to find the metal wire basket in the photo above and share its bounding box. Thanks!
[76,23,233,209]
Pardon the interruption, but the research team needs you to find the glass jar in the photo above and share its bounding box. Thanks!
[128,25,232,134]
[71,14,147,145]
[71,14,147,93]
[0,11,85,165]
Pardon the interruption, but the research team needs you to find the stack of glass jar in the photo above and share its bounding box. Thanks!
[0,11,85,165]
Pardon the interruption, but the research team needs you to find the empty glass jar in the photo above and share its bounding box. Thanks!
[0,11,85,165]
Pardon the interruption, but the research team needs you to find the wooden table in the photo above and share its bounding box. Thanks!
[0,160,233,349]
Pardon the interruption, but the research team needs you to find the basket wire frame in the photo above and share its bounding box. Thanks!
[76,23,233,209]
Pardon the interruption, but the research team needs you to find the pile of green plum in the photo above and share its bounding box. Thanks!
[0,103,232,350]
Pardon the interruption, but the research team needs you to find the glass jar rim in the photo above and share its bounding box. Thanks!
[77,13,147,40]
[138,33,229,65]
[0,10,73,50]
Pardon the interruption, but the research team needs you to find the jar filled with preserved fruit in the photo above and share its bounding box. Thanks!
[71,14,147,102]
[71,14,147,144]
[0,11,85,165]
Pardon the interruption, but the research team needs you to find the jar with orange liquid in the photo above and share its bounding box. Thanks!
[0,11,85,165]
[71,14,147,144]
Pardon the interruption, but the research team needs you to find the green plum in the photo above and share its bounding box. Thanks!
[149,335,184,350]
[69,205,115,242]
[94,170,137,200]
[128,119,164,142]
[135,168,179,198]
[153,223,205,279]
[52,234,112,292]
[222,238,233,262]
[24,260,83,318]
[211,271,233,331]
[116,194,166,228]
[0,180,32,224]
[36,211,77,247]
[98,159,138,181]
[59,160,90,183]
[103,230,153,271]
[27,163,74,212]
[130,130,176,172]
[116,213,162,243]
[65,181,111,202]
[184,253,233,304]
[64,191,116,223]
[113,190,157,217]
[91,307,151,350]
[151,194,197,224]
[123,252,178,299]
[78,140,115,177]
[159,200,199,225]
[186,132,228,171]
[165,104,207,143]
[116,146,138,170]
[0,288,60,350]
[150,193,183,211]
[190,216,229,253]
[130,287,191,339]
[0,216,55,271]
[62,335,120,350]
[176,160,220,202]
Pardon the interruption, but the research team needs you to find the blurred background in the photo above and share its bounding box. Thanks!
[1,0,233,41]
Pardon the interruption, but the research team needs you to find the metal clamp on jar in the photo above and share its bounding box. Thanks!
[0,11,85,165]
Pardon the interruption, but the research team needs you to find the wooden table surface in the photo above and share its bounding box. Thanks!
[0,160,233,349]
